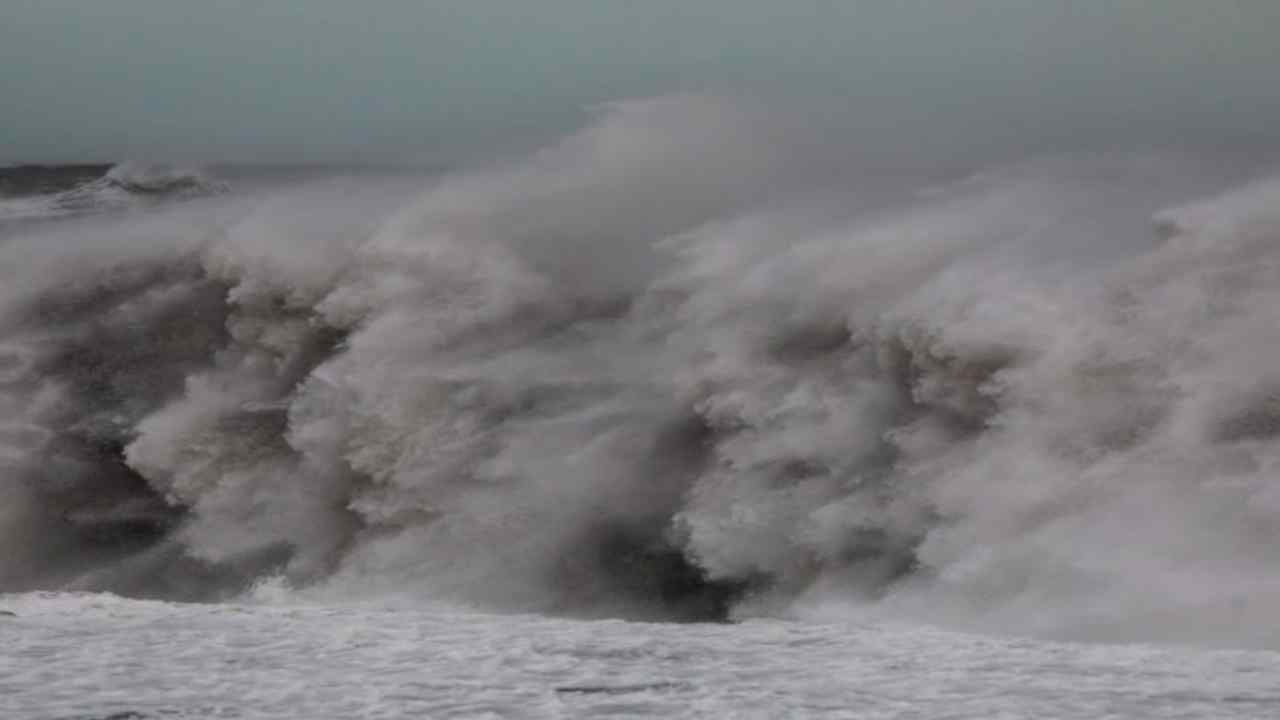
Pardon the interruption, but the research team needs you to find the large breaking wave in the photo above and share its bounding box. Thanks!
[3,96,1280,646]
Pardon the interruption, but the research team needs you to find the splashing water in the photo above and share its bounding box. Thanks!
[3,96,1280,646]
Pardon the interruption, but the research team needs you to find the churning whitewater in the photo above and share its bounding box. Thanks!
[4,96,1280,647]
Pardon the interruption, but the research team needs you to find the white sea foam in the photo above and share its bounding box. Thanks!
[4,592,1279,719]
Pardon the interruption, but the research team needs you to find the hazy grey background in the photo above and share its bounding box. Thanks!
[3,1,1280,165]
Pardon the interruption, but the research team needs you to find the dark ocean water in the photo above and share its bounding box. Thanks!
[0,165,113,197]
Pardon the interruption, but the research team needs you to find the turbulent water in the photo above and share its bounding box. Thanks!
[7,593,1280,720]
[4,96,1280,664]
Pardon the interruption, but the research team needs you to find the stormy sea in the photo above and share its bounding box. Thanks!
[4,91,1280,717]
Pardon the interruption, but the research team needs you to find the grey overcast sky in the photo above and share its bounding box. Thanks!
[3,1,1280,164]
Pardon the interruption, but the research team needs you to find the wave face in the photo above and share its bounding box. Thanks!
[3,96,1280,644]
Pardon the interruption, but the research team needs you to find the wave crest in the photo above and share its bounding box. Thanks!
[0,162,227,221]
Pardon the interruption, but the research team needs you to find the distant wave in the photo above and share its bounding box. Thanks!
[0,162,227,221]
[2,96,1280,647]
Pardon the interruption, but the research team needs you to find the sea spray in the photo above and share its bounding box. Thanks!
[2,97,1280,645]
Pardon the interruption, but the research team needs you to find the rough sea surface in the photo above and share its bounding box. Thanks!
[5,95,1280,718]
[5,593,1280,720]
